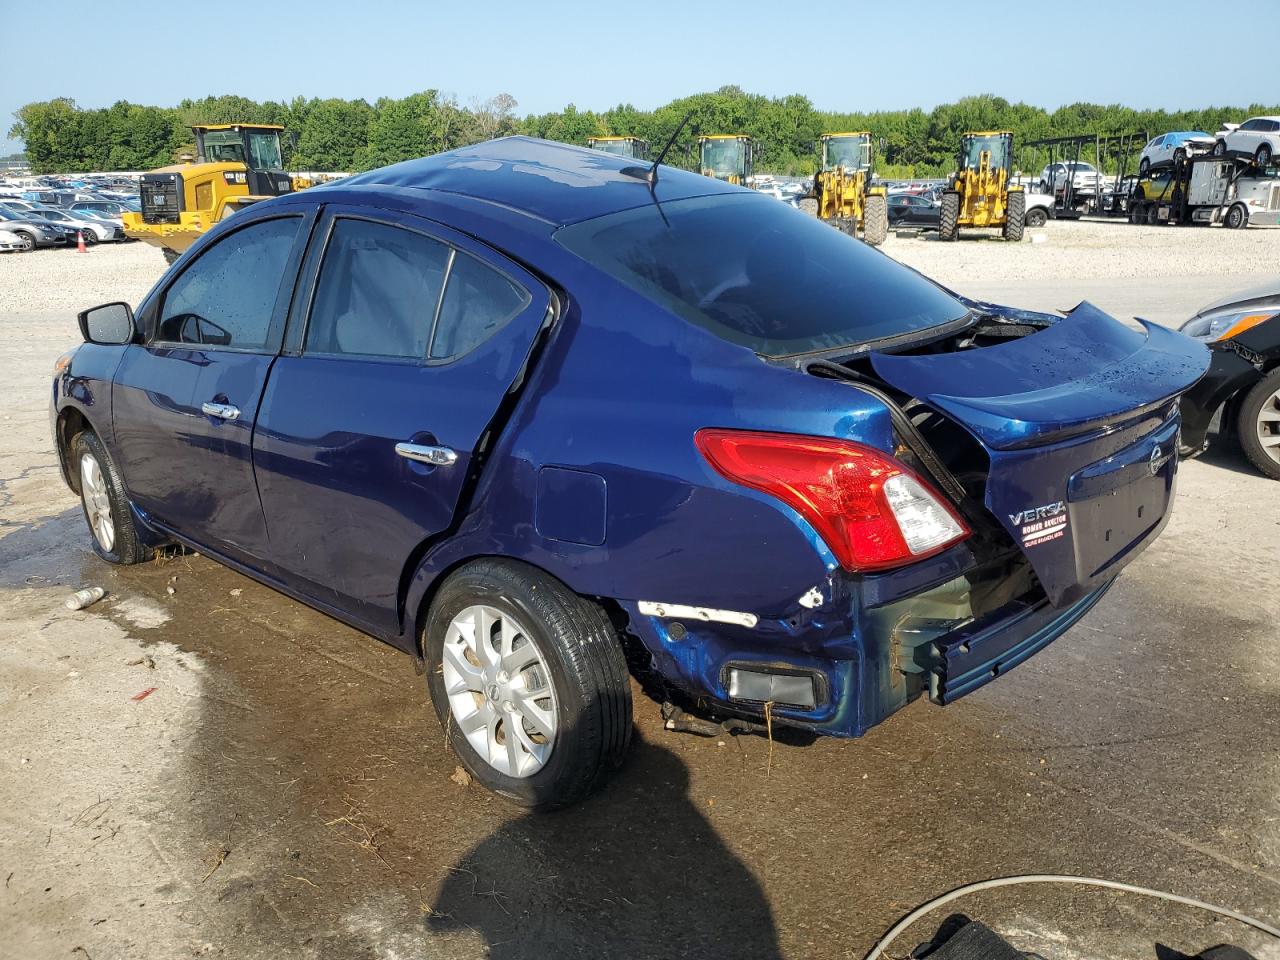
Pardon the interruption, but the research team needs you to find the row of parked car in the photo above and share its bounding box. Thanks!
[0,183,140,253]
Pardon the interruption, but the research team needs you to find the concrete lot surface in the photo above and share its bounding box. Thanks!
[1,223,1278,960]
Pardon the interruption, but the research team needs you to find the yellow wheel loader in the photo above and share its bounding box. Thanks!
[813,132,888,246]
[938,131,1025,242]
[698,135,754,185]
[587,136,649,160]
[123,124,301,263]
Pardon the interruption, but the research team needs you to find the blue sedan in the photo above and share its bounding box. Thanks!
[52,137,1208,808]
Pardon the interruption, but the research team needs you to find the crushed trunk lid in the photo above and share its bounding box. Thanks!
[870,303,1209,606]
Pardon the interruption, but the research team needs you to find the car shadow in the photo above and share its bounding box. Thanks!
[425,735,782,959]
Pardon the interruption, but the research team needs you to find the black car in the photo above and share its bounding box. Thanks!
[1178,282,1280,480]
[888,193,941,228]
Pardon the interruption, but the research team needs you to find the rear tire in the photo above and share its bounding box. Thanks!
[81,231,97,246]
[1139,157,1150,178]
[162,248,180,265]
[1237,370,1280,481]
[423,559,632,810]
[862,194,888,246]
[1213,139,1227,157]
[1024,207,1048,228]
[1146,204,1160,225]
[1003,191,1025,241]
[70,431,150,565]
[1256,144,1273,169]
[939,192,960,241]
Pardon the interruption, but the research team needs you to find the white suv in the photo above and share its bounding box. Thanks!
[1213,117,1280,168]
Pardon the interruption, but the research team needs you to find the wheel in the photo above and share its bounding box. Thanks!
[70,431,150,565]
[1024,207,1048,228]
[862,194,888,246]
[1225,203,1249,229]
[423,559,632,809]
[1002,191,1025,241]
[13,230,35,252]
[162,247,180,265]
[939,192,960,241]
[1038,179,1048,193]
[1173,147,1187,164]
[1237,370,1280,480]
[1213,139,1227,157]
[1255,143,1272,168]
[1139,157,1150,178]
[1146,204,1160,225]
[81,231,97,246]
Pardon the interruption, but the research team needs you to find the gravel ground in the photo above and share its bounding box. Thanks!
[2,227,1280,960]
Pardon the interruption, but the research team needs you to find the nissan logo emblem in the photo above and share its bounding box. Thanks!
[1149,445,1163,476]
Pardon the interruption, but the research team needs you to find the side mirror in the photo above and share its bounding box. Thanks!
[78,302,134,345]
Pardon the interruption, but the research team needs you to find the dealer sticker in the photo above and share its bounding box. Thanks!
[1009,500,1068,548]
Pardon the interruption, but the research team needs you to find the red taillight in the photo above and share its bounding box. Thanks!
[695,428,970,572]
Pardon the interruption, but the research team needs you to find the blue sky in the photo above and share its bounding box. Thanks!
[3,0,1276,155]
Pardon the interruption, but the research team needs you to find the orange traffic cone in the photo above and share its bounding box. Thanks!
[76,231,87,253]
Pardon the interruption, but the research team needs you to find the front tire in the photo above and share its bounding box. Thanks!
[1003,191,1026,241]
[862,194,888,246]
[1256,144,1273,169]
[162,248,180,265]
[1025,207,1048,228]
[1213,139,1227,157]
[424,559,632,810]
[13,231,35,252]
[1225,203,1249,229]
[1237,370,1280,481]
[70,431,150,565]
[939,191,960,241]
[1139,157,1150,178]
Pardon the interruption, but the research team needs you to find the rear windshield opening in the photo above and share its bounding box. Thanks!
[555,193,968,358]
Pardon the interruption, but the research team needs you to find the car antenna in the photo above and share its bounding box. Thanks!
[622,111,694,186]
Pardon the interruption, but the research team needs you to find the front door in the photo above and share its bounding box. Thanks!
[253,208,551,636]
[112,212,308,569]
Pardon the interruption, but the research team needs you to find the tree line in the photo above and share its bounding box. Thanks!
[11,88,1280,177]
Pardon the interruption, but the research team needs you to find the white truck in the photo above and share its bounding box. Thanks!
[1128,156,1280,228]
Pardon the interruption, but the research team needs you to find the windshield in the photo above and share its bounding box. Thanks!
[556,193,967,357]
[962,135,1009,171]
[202,130,246,164]
[592,140,637,158]
[247,131,283,169]
[701,140,746,178]
[824,136,870,172]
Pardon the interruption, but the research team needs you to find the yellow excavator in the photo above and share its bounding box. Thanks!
[698,135,754,185]
[124,124,305,263]
[939,131,1025,242]
[813,132,888,246]
[587,136,649,160]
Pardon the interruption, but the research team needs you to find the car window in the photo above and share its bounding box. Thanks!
[557,192,967,357]
[1267,121,1280,133]
[156,216,300,350]
[1239,120,1259,131]
[306,218,450,361]
[430,250,531,360]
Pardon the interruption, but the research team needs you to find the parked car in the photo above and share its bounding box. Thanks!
[1138,132,1214,177]
[1213,117,1280,169]
[53,137,1209,808]
[0,208,72,249]
[1021,189,1055,227]
[1039,161,1105,198]
[888,193,940,227]
[22,206,124,243]
[0,228,24,253]
[1179,282,1280,480]
[70,199,139,215]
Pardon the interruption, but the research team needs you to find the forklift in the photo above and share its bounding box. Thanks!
[812,132,888,246]
[587,136,649,160]
[698,135,754,185]
[123,123,299,263]
[939,131,1024,242]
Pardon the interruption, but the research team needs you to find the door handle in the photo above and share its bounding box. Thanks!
[201,401,240,421]
[395,442,458,466]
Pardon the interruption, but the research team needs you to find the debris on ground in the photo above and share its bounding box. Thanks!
[126,656,156,670]
[200,846,230,883]
[64,587,105,611]
[449,765,473,788]
[130,687,157,702]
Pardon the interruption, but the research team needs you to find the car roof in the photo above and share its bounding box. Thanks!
[318,135,740,228]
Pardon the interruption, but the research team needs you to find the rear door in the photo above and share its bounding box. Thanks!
[253,207,551,635]
[112,211,310,569]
